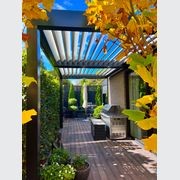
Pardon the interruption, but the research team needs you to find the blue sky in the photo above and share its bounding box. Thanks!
[41,0,122,84]
[53,0,87,11]
[41,0,88,84]
[41,0,88,69]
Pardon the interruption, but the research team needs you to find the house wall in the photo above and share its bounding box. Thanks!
[108,71,126,108]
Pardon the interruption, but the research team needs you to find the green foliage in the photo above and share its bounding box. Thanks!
[139,79,147,98]
[79,79,103,86]
[80,86,83,106]
[72,155,88,170]
[122,109,145,121]
[93,105,103,119]
[22,49,27,75]
[49,148,71,165]
[63,79,71,86]
[68,98,77,106]
[128,53,154,71]
[68,83,75,99]
[41,164,76,180]
[95,85,102,106]
[40,69,60,160]
[68,98,78,111]
[69,105,78,111]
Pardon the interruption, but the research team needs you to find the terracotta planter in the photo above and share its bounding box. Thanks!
[75,162,90,180]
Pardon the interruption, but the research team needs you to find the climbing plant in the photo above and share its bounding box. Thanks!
[85,0,157,153]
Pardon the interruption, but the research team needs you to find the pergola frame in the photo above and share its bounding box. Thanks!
[26,10,128,180]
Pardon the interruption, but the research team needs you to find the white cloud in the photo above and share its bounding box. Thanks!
[52,3,66,10]
[63,0,73,6]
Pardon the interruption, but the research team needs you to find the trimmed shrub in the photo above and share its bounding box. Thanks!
[68,83,75,99]
[95,85,102,106]
[93,105,103,119]
[68,98,77,106]
[80,85,83,107]
[68,97,78,112]
[69,105,78,111]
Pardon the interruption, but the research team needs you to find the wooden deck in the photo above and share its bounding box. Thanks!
[61,118,157,180]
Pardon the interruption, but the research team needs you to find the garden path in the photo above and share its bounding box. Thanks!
[62,118,157,180]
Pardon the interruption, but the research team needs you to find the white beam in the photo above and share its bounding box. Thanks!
[54,31,66,61]
[43,30,60,61]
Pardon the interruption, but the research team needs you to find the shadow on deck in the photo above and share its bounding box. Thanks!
[61,118,157,180]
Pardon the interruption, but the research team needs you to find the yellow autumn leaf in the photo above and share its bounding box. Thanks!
[137,116,157,130]
[119,34,127,41]
[109,28,115,34]
[22,76,37,87]
[37,9,49,21]
[135,65,155,89]
[102,5,115,14]
[152,57,157,90]
[127,17,137,33]
[136,94,155,107]
[143,134,157,153]
[24,19,34,28]
[42,0,54,12]
[22,109,37,124]
[149,104,157,117]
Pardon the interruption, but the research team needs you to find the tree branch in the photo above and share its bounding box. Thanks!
[129,0,148,48]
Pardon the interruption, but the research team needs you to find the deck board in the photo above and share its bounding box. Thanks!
[62,118,157,180]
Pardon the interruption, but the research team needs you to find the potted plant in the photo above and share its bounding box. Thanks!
[41,163,76,180]
[93,105,103,119]
[72,154,90,180]
[49,148,71,165]
[68,98,78,117]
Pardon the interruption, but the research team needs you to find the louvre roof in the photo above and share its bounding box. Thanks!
[38,10,156,79]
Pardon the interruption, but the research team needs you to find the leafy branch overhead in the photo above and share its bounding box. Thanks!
[85,0,157,153]
[22,0,54,28]
[85,0,157,57]
[22,0,54,46]
[123,54,157,153]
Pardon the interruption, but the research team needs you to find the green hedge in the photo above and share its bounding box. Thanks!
[40,69,60,160]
